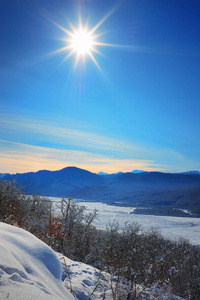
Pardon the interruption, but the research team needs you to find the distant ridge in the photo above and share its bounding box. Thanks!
[0,173,9,178]
[98,169,146,175]
[4,166,200,216]
[131,170,146,174]
[98,171,109,175]
[98,169,200,176]
[180,171,200,175]
[4,166,200,195]
[4,166,104,197]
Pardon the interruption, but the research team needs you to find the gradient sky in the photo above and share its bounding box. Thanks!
[1,0,200,174]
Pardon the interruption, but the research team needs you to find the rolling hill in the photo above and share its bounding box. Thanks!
[4,166,200,216]
[4,167,104,196]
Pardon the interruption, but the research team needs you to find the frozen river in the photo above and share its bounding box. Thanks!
[50,197,200,246]
[79,201,200,245]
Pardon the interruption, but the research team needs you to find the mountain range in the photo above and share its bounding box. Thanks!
[0,173,9,178]
[3,166,200,217]
[97,169,146,175]
[98,170,200,176]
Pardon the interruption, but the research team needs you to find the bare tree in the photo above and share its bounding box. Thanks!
[0,179,26,225]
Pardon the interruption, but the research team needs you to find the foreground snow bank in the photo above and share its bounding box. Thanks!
[0,222,74,300]
[58,254,184,300]
[0,222,184,300]
[58,254,112,299]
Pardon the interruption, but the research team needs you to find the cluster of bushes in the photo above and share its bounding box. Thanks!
[0,179,51,228]
[1,179,200,299]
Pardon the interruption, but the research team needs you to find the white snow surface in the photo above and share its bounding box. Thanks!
[58,254,184,300]
[77,201,200,245]
[50,197,200,245]
[58,254,112,300]
[0,222,74,300]
[0,222,184,300]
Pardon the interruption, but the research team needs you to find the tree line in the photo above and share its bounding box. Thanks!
[0,179,200,299]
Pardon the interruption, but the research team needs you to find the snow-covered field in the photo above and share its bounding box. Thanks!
[50,197,200,245]
[78,201,200,245]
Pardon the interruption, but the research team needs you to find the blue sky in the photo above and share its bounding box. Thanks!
[1,0,200,174]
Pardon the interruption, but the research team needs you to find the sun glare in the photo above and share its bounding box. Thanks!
[47,9,121,72]
[71,30,93,55]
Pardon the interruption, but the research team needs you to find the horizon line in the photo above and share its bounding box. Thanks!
[1,165,199,176]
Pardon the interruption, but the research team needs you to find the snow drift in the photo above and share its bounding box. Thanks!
[0,222,185,300]
[0,222,74,300]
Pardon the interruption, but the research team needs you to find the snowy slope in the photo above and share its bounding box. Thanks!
[0,222,184,300]
[58,254,184,300]
[58,254,112,299]
[0,222,74,300]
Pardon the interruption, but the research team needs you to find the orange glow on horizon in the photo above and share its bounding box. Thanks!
[0,156,163,175]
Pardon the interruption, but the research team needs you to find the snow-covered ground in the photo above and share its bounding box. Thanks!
[78,201,200,245]
[0,222,184,300]
[58,253,184,300]
[57,254,112,299]
[49,197,200,245]
[0,222,74,300]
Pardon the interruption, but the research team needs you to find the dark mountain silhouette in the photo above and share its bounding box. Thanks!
[4,167,200,196]
[4,167,104,196]
[0,173,9,178]
[98,169,146,175]
[4,167,200,216]
[100,171,200,190]
[180,170,200,175]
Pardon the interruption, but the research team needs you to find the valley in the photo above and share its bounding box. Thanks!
[4,166,200,217]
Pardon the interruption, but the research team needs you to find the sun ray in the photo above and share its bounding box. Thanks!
[89,6,118,35]
[46,16,74,37]
[66,19,77,33]
[48,45,73,56]
[88,51,102,72]
[73,54,80,72]
[93,41,125,47]
[91,47,104,57]
[78,13,83,30]
[92,32,106,40]
[47,6,125,72]
[62,49,76,63]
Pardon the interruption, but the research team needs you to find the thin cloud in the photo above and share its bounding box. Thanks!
[0,113,145,153]
[0,113,194,173]
[0,139,162,174]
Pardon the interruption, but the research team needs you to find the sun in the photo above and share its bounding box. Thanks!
[47,10,120,72]
[71,30,93,55]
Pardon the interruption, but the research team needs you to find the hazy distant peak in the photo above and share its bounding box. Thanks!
[98,171,110,175]
[181,170,200,175]
[131,170,146,173]
[98,170,146,175]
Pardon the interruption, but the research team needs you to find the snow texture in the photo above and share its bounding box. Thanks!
[49,197,200,246]
[58,254,112,299]
[0,222,74,300]
[0,222,185,300]
[78,201,200,245]
[58,254,184,300]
